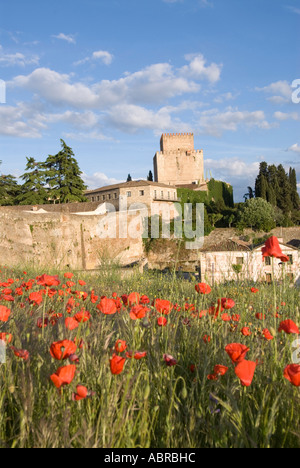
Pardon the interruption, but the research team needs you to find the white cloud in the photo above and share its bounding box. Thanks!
[274,111,299,121]
[286,5,300,15]
[0,101,47,138]
[82,172,122,190]
[288,143,300,154]
[180,53,221,83]
[74,49,114,66]
[197,107,272,137]
[205,157,260,178]
[256,80,292,104]
[52,33,76,44]
[0,45,39,67]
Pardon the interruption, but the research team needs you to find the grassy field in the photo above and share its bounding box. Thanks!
[0,264,299,448]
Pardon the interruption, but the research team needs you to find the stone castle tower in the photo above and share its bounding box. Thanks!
[153,133,205,186]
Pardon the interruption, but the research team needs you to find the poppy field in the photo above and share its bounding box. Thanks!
[0,257,299,448]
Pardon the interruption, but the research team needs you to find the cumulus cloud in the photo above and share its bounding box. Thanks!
[256,80,293,104]
[196,107,272,137]
[0,101,47,138]
[288,143,300,154]
[180,53,221,83]
[52,33,76,44]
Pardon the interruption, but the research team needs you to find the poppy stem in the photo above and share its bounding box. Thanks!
[41,287,48,339]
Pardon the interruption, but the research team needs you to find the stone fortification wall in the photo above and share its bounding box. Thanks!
[0,208,144,271]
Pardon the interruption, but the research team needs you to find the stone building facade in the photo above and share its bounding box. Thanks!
[199,238,300,286]
[85,180,178,215]
[153,133,205,187]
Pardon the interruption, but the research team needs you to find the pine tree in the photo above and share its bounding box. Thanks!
[44,140,87,203]
[127,174,132,182]
[16,157,48,205]
[0,174,21,205]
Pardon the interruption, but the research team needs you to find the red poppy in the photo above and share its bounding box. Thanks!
[129,304,149,320]
[0,305,11,322]
[74,310,91,323]
[140,295,150,304]
[64,272,74,279]
[154,298,173,315]
[255,312,266,320]
[97,297,117,315]
[261,236,289,262]
[50,340,77,360]
[78,280,86,286]
[219,298,235,310]
[278,319,299,335]
[0,332,12,343]
[207,373,218,380]
[50,364,76,388]
[163,354,177,366]
[65,317,80,330]
[225,343,249,364]
[195,283,211,294]
[110,353,126,375]
[127,292,140,307]
[203,334,211,343]
[37,274,61,287]
[29,291,43,306]
[72,385,89,401]
[235,360,256,386]
[241,327,251,336]
[214,365,228,376]
[126,351,147,360]
[262,328,274,341]
[157,316,168,326]
[283,364,300,387]
[231,314,240,322]
[221,313,231,322]
[115,339,127,353]
[37,317,49,328]
[251,287,259,293]
[10,346,29,361]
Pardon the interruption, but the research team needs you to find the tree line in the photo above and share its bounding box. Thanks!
[0,140,87,206]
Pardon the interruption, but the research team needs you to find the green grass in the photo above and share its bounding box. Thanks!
[0,265,299,448]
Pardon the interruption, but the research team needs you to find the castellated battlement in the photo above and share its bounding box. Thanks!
[160,132,195,153]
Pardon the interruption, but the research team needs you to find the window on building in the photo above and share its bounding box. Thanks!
[236,257,244,265]
[139,190,144,196]
[265,256,271,266]
[266,273,272,283]
[168,192,170,199]
[97,196,100,201]
[91,197,94,202]
[102,195,105,200]
[161,191,164,199]
[127,191,131,197]
[288,255,293,264]
[154,190,157,199]
[114,193,117,199]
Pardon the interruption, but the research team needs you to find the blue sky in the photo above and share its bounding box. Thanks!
[0,0,299,201]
